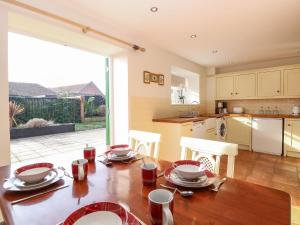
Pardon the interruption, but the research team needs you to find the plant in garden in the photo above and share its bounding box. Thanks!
[9,101,25,128]
[84,97,95,116]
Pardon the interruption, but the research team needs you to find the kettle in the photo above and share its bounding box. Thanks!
[292,105,300,115]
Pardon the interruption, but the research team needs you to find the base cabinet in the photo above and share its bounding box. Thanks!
[153,122,193,162]
[225,117,251,150]
[284,119,300,157]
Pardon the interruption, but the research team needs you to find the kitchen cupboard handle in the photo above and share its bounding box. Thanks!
[235,92,239,95]
[277,90,280,93]
[287,124,291,126]
[230,93,233,95]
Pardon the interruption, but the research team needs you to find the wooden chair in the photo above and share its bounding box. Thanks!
[180,137,238,178]
[128,130,161,158]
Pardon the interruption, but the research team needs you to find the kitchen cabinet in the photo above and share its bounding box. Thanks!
[257,70,282,97]
[216,73,256,100]
[216,76,234,100]
[225,117,251,150]
[284,67,300,97]
[235,73,256,99]
[284,119,300,158]
[153,122,193,162]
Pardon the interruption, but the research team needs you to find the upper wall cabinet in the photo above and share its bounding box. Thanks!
[284,67,300,97]
[257,70,282,97]
[235,73,256,99]
[215,64,300,100]
[216,73,256,100]
[216,76,234,100]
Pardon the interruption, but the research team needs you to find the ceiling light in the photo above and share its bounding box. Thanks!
[150,7,158,12]
[190,34,197,38]
[212,50,218,54]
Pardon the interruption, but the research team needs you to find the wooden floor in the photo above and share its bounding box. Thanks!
[220,150,300,206]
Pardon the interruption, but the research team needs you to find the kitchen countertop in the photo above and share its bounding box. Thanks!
[152,113,300,124]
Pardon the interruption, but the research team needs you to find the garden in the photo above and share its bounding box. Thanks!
[9,96,106,139]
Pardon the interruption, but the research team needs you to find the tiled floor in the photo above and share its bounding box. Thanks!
[10,129,106,164]
[219,150,300,224]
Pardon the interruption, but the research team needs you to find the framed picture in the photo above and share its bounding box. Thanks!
[150,74,159,83]
[143,71,151,84]
[158,74,164,85]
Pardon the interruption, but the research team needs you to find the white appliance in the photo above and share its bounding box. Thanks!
[252,118,283,155]
[233,107,244,114]
[192,118,217,140]
[216,118,227,141]
[292,105,300,115]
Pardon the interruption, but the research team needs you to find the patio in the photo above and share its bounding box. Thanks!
[10,128,106,164]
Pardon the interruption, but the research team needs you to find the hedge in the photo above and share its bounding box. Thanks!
[10,97,81,124]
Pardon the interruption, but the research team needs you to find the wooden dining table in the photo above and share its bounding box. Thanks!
[0,156,291,225]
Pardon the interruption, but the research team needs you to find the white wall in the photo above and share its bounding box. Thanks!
[0,7,10,166]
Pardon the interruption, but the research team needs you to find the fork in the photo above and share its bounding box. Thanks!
[58,166,73,179]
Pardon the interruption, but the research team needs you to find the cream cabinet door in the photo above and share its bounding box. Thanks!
[226,117,251,147]
[284,68,300,97]
[216,76,234,100]
[235,73,256,99]
[285,119,300,153]
[257,70,282,97]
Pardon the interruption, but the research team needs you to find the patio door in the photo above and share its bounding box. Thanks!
[105,57,110,145]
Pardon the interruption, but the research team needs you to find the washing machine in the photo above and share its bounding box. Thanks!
[216,117,227,141]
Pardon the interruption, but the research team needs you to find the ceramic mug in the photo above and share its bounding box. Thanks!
[72,159,88,181]
[84,145,96,162]
[148,189,174,225]
[141,163,157,186]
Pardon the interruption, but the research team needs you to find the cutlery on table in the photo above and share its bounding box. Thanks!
[157,170,165,178]
[122,157,144,164]
[210,177,227,192]
[58,166,73,179]
[160,184,194,197]
[97,159,112,166]
[11,184,70,205]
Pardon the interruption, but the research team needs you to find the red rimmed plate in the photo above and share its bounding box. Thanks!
[164,160,216,188]
[15,162,54,183]
[62,202,141,225]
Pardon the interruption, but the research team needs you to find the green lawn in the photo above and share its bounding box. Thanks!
[75,121,106,131]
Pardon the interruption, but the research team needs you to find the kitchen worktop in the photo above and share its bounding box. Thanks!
[152,113,300,124]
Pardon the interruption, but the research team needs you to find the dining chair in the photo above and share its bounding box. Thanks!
[128,130,161,158]
[180,137,238,178]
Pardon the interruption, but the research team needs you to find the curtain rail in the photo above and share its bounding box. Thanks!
[2,0,146,52]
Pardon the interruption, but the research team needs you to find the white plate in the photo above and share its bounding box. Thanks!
[107,151,137,161]
[13,170,57,188]
[74,211,122,225]
[3,169,64,192]
[169,171,215,188]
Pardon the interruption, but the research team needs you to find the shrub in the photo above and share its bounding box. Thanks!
[9,101,24,128]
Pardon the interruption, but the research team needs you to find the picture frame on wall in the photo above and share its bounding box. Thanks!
[158,74,164,85]
[143,71,151,84]
[150,74,159,83]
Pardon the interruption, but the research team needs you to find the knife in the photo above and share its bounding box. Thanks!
[11,184,70,205]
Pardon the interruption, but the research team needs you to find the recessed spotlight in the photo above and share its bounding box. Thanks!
[150,7,158,12]
[190,34,197,38]
[212,50,218,54]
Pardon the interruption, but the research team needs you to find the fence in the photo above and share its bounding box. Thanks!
[10,97,81,124]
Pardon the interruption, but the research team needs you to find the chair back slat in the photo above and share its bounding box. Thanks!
[128,130,161,158]
[180,137,238,178]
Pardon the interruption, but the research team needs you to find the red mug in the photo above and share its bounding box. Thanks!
[84,145,96,162]
[148,189,174,225]
[72,159,88,181]
[141,163,157,186]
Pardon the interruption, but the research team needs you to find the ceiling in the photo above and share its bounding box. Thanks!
[14,0,300,67]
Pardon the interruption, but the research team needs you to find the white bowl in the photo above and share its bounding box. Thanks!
[15,163,53,183]
[174,164,205,180]
[110,144,131,156]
